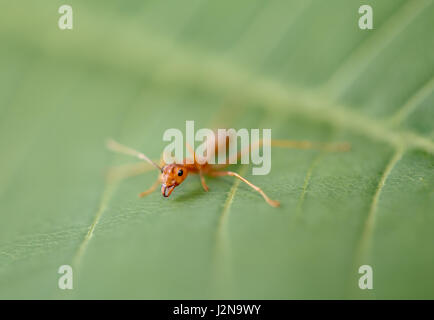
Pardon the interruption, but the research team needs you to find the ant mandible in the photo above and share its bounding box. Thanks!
[106,134,349,207]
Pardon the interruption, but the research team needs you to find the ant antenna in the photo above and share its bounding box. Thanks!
[106,139,163,172]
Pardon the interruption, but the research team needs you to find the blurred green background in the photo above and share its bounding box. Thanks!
[0,0,433,299]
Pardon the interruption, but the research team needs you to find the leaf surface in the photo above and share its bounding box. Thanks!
[0,0,433,299]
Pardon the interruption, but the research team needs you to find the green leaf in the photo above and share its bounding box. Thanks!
[0,0,433,299]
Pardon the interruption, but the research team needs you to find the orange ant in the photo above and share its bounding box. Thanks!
[106,135,350,207]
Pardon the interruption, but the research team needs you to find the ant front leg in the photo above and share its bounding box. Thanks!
[106,162,156,183]
[139,176,161,198]
[139,154,165,198]
[199,169,209,192]
[185,142,209,192]
[209,170,280,207]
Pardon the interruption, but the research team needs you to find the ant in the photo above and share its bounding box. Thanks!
[106,134,350,207]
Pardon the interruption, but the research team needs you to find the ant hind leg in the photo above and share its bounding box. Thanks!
[270,140,351,152]
[209,170,280,207]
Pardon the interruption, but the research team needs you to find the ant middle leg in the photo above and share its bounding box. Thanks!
[139,154,166,197]
[186,142,210,192]
[199,170,209,192]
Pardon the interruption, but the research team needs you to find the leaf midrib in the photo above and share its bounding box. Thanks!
[2,3,432,155]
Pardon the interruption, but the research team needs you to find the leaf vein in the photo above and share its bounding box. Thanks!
[389,76,434,126]
[354,147,404,267]
[323,0,432,98]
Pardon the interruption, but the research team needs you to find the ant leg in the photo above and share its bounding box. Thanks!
[186,142,209,191]
[107,162,155,183]
[106,139,163,171]
[185,142,210,166]
[186,142,204,165]
[224,139,350,165]
[139,176,161,198]
[139,154,165,197]
[199,170,209,192]
[270,140,350,152]
[209,171,280,207]
[185,142,195,160]
[107,152,165,183]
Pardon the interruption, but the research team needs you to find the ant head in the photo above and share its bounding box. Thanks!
[160,164,188,197]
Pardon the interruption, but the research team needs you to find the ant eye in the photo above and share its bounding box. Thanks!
[177,169,183,176]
